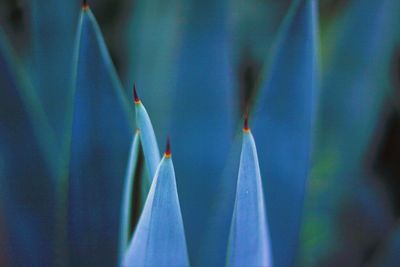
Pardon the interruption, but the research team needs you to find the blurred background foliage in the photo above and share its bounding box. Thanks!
[1,0,400,266]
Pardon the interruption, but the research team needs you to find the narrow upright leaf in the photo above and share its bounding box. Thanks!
[68,5,132,266]
[227,118,273,267]
[123,139,189,267]
[134,85,161,179]
[119,131,140,261]
[252,1,317,266]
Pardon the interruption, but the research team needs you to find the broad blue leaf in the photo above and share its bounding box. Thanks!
[201,133,241,267]
[68,7,133,266]
[169,1,235,265]
[0,29,59,267]
[123,150,189,267]
[251,1,318,266]
[226,127,272,267]
[134,89,161,180]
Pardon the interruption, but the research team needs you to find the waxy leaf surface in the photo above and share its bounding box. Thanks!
[252,1,318,266]
[227,130,272,267]
[123,155,189,267]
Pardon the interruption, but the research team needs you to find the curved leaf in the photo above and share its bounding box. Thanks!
[68,7,133,266]
[134,88,161,180]
[123,149,189,267]
[226,127,272,267]
[251,1,318,266]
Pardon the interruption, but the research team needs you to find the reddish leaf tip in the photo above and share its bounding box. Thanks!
[82,0,89,10]
[243,112,250,132]
[133,83,140,104]
[165,137,171,158]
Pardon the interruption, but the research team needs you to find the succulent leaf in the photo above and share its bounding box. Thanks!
[123,145,189,267]
[170,1,235,265]
[251,1,318,266]
[30,0,79,144]
[226,126,273,267]
[124,0,181,141]
[68,8,132,266]
[134,86,161,180]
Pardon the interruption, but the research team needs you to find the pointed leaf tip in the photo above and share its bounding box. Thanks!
[165,137,171,158]
[82,0,89,10]
[227,132,273,267]
[243,113,250,132]
[123,147,189,267]
[133,83,140,104]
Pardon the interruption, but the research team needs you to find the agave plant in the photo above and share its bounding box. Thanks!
[1,0,400,267]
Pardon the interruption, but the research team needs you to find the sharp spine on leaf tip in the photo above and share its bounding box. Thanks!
[243,113,250,133]
[165,137,171,158]
[82,0,89,11]
[133,83,140,104]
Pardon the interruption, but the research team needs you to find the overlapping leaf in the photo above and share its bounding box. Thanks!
[119,91,162,263]
[226,127,272,267]
[68,7,133,266]
[169,1,235,265]
[134,91,161,179]
[123,151,189,267]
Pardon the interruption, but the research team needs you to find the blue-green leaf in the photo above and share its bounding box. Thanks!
[251,1,318,266]
[68,7,133,266]
[169,1,235,265]
[123,147,189,267]
[0,29,59,267]
[226,127,272,267]
[30,0,79,144]
[134,87,161,180]
[123,0,181,141]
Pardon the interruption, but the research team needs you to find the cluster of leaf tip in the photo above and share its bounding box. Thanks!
[120,85,273,267]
